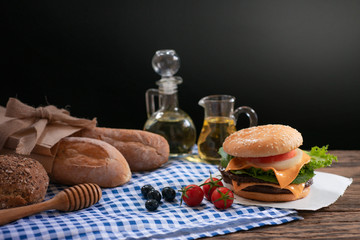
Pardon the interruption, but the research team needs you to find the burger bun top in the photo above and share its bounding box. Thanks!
[223,124,303,158]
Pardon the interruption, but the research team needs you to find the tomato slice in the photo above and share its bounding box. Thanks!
[246,149,297,164]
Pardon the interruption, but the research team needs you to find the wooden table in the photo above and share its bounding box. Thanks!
[212,150,360,239]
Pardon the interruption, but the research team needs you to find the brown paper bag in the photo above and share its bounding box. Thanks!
[0,98,97,173]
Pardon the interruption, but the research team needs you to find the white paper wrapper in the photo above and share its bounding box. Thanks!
[216,171,353,211]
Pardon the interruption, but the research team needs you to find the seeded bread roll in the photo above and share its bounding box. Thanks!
[51,137,131,187]
[223,124,303,157]
[0,154,49,209]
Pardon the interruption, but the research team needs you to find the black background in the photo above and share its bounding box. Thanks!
[1,1,360,150]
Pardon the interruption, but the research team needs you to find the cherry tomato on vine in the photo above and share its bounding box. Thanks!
[201,175,223,201]
[179,184,204,207]
[211,187,234,210]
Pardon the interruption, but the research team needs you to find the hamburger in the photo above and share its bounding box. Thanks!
[219,124,337,202]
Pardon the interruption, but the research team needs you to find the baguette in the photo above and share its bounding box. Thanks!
[51,137,131,187]
[75,128,170,172]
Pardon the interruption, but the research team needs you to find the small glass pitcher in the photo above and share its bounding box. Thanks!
[197,95,258,161]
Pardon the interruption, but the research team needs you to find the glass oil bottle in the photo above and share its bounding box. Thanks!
[144,50,196,157]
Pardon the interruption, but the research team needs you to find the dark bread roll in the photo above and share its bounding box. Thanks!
[0,154,49,209]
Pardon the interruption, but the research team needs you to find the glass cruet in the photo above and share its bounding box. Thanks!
[144,50,196,157]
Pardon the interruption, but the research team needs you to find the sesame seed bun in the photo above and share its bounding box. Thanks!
[223,124,303,157]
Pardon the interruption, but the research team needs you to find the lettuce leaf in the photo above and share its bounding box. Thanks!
[231,168,278,184]
[219,147,232,168]
[219,145,337,184]
[303,145,338,170]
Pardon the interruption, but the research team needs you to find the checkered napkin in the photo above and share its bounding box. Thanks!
[0,159,302,240]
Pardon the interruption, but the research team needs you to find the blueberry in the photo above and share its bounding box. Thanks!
[145,199,159,211]
[147,190,162,203]
[141,184,154,198]
[162,187,176,202]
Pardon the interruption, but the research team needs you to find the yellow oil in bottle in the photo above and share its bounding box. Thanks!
[197,116,237,161]
[144,111,196,157]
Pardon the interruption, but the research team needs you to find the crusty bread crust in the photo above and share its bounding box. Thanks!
[223,124,303,157]
[75,127,170,172]
[233,186,310,202]
[0,154,49,209]
[51,137,131,187]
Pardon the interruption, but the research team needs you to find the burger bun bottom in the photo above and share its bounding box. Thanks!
[233,186,310,202]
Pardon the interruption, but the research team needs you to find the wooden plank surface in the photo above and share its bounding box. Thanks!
[210,150,360,239]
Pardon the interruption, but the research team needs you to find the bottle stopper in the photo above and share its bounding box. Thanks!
[152,50,182,94]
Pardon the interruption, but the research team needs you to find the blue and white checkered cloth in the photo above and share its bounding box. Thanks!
[0,158,302,240]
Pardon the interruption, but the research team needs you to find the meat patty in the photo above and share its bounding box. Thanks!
[219,166,313,194]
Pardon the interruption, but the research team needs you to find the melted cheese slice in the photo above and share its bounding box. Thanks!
[226,149,311,188]
[232,181,306,199]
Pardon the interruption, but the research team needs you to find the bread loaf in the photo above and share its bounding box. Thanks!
[75,128,170,172]
[51,137,131,187]
[0,154,49,209]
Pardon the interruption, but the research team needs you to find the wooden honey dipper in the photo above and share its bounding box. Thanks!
[0,183,102,226]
